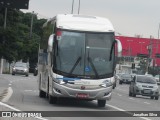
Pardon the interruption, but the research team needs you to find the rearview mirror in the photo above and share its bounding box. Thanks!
[48,34,54,52]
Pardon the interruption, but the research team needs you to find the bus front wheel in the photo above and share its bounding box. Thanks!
[97,100,106,107]
[39,90,46,98]
[49,95,58,104]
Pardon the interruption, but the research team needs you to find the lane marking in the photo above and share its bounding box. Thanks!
[129,97,135,100]
[0,102,48,120]
[2,87,13,102]
[93,101,152,120]
[24,90,38,93]
[8,84,12,86]
[24,90,32,92]
[1,87,47,120]
[144,102,150,105]
[116,88,126,92]
[105,103,152,120]
[117,93,122,97]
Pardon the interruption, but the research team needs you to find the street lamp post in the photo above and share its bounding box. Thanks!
[139,42,145,54]
[158,23,160,40]
[155,23,160,66]
[0,8,7,74]
[127,40,133,62]
[30,11,34,38]
[78,0,81,14]
[71,0,74,14]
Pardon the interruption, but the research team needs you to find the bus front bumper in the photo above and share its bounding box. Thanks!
[51,82,112,100]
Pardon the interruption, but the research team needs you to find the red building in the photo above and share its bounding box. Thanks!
[115,36,160,66]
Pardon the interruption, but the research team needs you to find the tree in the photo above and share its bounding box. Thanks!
[0,8,47,64]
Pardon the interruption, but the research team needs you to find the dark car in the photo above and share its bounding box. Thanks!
[29,63,37,73]
[12,62,29,77]
[33,65,38,76]
[119,73,132,84]
[129,75,159,100]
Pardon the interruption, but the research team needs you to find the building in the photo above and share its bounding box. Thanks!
[116,36,160,66]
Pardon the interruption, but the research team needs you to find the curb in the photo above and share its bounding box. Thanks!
[0,88,8,101]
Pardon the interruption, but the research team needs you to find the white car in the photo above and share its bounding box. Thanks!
[12,62,29,77]
[154,75,160,85]
[110,76,116,89]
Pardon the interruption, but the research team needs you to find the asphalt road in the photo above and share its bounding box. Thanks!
[0,74,160,120]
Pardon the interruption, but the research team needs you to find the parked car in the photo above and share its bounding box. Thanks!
[115,73,123,80]
[129,75,159,100]
[12,62,29,77]
[154,75,160,85]
[29,63,37,73]
[119,73,132,84]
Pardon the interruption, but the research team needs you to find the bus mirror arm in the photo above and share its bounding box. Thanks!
[115,39,122,53]
[48,34,55,52]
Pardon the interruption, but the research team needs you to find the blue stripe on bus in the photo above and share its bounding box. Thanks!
[56,77,81,81]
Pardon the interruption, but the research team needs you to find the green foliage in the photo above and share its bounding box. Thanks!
[0,8,47,64]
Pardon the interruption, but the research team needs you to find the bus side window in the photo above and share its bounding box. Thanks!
[38,51,48,65]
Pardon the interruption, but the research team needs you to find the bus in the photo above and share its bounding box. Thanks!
[37,14,122,107]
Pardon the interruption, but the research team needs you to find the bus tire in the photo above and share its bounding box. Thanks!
[98,100,106,107]
[49,95,57,104]
[39,90,46,98]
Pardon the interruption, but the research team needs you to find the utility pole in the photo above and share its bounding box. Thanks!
[155,23,160,66]
[30,11,34,38]
[71,0,74,14]
[0,7,7,74]
[146,36,153,73]
[127,40,133,63]
[78,0,80,14]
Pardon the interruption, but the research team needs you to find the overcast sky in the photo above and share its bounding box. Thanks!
[23,0,160,38]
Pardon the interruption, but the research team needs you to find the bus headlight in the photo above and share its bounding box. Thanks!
[100,80,112,88]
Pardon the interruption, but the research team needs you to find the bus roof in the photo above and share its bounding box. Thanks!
[49,14,114,32]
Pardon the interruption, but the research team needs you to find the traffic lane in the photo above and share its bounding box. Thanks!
[0,74,12,102]
[114,83,160,105]
[0,74,10,88]
[111,85,160,111]
[45,118,147,120]
[6,74,116,111]
[5,74,159,112]
[115,82,160,97]
[0,74,152,120]
[107,93,160,120]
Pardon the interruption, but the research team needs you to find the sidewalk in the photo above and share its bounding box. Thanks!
[0,87,8,102]
[0,74,9,102]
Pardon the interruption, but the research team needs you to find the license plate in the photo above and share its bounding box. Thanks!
[144,90,151,94]
[76,93,89,98]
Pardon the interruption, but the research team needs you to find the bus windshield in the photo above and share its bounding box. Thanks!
[54,30,115,79]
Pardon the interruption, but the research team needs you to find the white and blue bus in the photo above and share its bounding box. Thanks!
[37,14,122,107]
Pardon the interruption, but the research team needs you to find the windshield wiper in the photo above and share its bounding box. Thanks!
[88,57,99,78]
[69,56,81,74]
[109,40,116,61]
